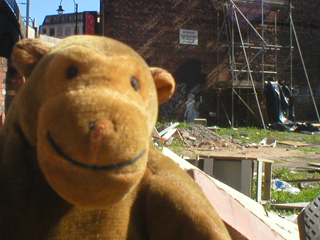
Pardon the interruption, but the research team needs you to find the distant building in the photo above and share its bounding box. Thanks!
[39,11,99,39]
[100,0,320,125]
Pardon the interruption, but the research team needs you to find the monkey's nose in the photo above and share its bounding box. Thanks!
[89,120,116,152]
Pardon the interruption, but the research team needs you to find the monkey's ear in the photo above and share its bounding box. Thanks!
[150,67,176,105]
[11,38,52,78]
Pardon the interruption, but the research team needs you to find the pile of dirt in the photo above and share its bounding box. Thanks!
[178,124,243,150]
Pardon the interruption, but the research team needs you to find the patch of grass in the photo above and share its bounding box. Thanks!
[273,168,320,181]
[176,121,193,128]
[300,147,320,154]
[219,127,320,146]
[154,138,186,156]
[169,139,184,148]
[272,188,320,203]
[265,206,301,216]
[269,168,320,215]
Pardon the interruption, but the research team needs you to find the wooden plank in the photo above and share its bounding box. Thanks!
[207,126,220,132]
[286,178,320,183]
[152,135,168,142]
[198,155,258,161]
[241,160,253,198]
[152,127,160,138]
[257,158,274,163]
[162,147,196,170]
[158,122,179,136]
[174,130,184,142]
[308,162,320,168]
[162,128,177,140]
[278,141,309,147]
[194,118,207,126]
[263,162,273,200]
[271,202,309,210]
[203,158,214,177]
[256,160,263,203]
[296,166,320,171]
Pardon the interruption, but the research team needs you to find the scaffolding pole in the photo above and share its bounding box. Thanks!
[261,0,265,96]
[215,0,293,127]
[231,4,235,127]
[216,0,319,126]
[233,7,266,129]
[290,11,320,122]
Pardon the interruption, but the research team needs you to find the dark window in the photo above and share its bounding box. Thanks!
[65,27,71,36]
[42,28,47,34]
[57,27,62,36]
[49,28,55,36]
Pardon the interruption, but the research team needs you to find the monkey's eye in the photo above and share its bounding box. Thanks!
[130,76,139,91]
[66,65,79,79]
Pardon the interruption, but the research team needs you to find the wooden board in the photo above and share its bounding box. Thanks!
[308,162,320,168]
[278,141,309,147]
[286,178,320,183]
[198,155,258,161]
[162,128,177,140]
[158,122,179,136]
[207,126,221,132]
[271,202,309,210]
[152,127,160,137]
[295,166,320,172]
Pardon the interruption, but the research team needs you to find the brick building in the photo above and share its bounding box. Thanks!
[39,11,99,39]
[0,0,24,126]
[100,0,320,127]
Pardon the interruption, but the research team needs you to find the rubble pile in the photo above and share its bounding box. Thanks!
[178,124,242,150]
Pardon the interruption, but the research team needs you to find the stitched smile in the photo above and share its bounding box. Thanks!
[47,132,145,171]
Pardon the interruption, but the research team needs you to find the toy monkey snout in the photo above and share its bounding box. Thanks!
[89,120,117,134]
[89,120,117,152]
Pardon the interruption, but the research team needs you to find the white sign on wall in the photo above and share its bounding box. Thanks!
[179,29,198,45]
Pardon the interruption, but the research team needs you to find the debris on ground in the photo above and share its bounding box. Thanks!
[277,141,309,148]
[295,162,320,173]
[259,138,277,147]
[272,178,300,195]
[155,123,289,152]
[155,123,261,149]
[178,124,243,150]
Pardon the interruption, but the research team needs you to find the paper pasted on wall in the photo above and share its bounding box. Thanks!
[179,29,198,45]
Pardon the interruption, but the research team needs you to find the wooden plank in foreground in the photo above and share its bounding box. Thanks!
[271,202,309,210]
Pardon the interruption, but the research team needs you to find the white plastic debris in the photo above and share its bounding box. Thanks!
[259,138,277,147]
[272,178,300,195]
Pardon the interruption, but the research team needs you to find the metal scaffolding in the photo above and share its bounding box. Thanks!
[215,0,320,127]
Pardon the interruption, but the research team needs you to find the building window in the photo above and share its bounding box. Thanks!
[65,27,71,36]
[57,27,63,37]
[75,26,80,34]
[42,28,47,35]
[49,28,55,36]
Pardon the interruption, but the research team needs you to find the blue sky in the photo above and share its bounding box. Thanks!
[18,0,100,26]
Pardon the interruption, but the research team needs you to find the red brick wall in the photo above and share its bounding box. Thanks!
[0,57,7,125]
[0,58,25,126]
[5,60,24,113]
[103,0,217,72]
[101,0,320,124]
[102,0,222,122]
[282,0,320,121]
